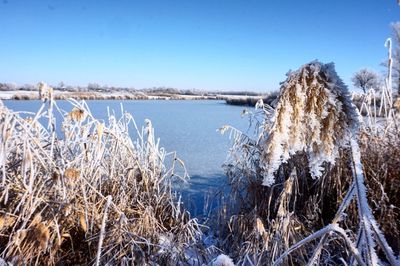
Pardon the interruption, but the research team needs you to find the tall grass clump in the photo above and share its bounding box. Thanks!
[219,61,399,265]
[0,88,204,265]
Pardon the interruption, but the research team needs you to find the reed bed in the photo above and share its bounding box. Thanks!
[224,92,279,107]
[218,61,399,265]
[0,94,205,265]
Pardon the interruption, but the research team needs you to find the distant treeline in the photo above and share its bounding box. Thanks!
[0,82,136,93]
[9,92,224,101]
[0,82,266,96]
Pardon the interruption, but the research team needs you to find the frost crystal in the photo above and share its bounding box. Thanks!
[260,61,358,186]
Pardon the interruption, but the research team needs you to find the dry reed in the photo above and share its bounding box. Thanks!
[218,61,399,265]
[0,96,205,265]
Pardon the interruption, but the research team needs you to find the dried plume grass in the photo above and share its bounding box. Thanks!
[219,61,399,265]
[260,62,358,185]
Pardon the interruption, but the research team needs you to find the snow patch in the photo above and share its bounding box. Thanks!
[213,254,235,266]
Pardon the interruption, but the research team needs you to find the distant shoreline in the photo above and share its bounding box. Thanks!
[0,90,273,106]
[0,91,223,101]
[0,90,222,101]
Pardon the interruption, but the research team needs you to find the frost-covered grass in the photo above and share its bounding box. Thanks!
[1,60,399,265]
[0,96,208,265]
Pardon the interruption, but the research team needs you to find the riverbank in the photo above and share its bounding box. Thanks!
[1,89,269,102]
[0,90,221,100]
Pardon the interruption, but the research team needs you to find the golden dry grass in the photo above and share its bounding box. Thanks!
[0,99,203,265]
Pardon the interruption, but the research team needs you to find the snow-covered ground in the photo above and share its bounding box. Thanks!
[0,90,37,99]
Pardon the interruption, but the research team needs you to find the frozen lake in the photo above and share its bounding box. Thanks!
[4,100,252,216]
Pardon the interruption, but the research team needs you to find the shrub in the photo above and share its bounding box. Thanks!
[11,94,38,100]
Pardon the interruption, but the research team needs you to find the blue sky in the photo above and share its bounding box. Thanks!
[0,0,399,91]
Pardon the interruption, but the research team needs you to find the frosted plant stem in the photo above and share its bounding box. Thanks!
[272,225,334,266]
[350,137,397,266]
[95,195,112,266]
[385,38,393,105]
[333,226,367,266]
[351,137,378,266]
[370,221,398,265]
[306,182,356,266]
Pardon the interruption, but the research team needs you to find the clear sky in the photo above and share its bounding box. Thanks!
[0,0,399,91]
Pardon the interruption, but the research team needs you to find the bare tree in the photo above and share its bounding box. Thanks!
[351,68,381,93]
